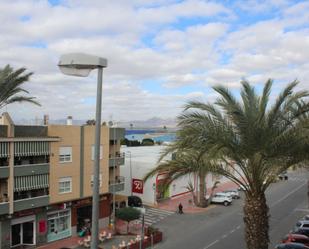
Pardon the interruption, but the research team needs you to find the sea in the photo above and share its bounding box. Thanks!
[125,129,176,143]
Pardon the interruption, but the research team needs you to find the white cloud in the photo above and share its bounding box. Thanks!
[0,0,308,124]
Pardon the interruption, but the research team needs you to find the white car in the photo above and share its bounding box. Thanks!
[223,189,240,199]
[211,192,233,206]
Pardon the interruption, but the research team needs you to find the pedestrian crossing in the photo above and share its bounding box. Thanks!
[285,176,307,182]
[136,207,174,226]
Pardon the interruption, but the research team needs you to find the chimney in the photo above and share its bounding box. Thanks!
[43,115,49,125]
[67,116,73,125]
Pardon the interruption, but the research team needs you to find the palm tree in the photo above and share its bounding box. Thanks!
[144,149,214,207]
[0,65,40,109]
[177,80,309,249]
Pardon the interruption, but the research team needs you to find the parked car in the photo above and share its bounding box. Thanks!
[292,228,309,237]
[216,191,233,198]
[210,193,232,206]
[301,215,309,221]
[279,171,288,180]
[282,234,309,246]
[128,195,143,207]
[275,243,309,249]
[295,221,309,230]
[237,183,250,191]
[223,189,240,199]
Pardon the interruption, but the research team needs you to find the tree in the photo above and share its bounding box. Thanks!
[144,149,215,207]
[176,80,309,249]
[142,138,154,146]
[115,207,141,234]
[85,119,96,125]
[0,65,40,109]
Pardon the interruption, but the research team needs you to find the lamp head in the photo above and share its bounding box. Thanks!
[58,53,108,77]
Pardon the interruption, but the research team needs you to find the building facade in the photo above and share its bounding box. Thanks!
[0,113,125,248]
[120,145,235,206]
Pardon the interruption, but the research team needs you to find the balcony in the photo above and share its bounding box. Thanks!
[109,176,125,193]
[0,201,9,215]
[109,128,125,141]
[109,153,125,167]
[0,166,9,178]
[14,195,49,212]
[14,163,49,177]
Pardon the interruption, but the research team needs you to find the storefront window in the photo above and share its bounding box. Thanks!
[47,209,71,242]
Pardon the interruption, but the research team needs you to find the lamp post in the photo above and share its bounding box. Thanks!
[58,53,107,249]
[126,151,133,196]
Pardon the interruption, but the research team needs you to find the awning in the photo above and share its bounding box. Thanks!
[14,141,50,156]
[14,174,49,192]
[0,142,9,158]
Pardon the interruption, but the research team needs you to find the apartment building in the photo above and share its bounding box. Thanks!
[0,113,125,248]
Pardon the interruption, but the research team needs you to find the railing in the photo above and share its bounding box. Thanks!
[14,163,49,176]
[14,195,49,212]
[0,166,9,178]
[0,201,9,215]
[109,153,125,167]
[109,176,125,193]
[109,128,125,140]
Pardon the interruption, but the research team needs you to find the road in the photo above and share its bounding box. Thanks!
[154,170,309,249]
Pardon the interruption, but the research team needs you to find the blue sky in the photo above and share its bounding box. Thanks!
[0,0,308,123]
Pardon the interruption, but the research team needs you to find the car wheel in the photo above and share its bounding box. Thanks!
[285,176,288,180]
[223,201,229,206]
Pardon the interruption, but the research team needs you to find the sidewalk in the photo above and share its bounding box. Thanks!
[37,225,143,249]
[156,180,239,213]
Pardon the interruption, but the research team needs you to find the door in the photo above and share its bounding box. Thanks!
[23,222,34,244]
[11,224,21,247]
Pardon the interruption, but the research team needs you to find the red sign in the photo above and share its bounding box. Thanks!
[39,220,47,234]
[132,179,144,194]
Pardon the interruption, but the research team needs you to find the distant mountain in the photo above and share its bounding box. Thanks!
[117,117,177,129]
[14,117,177,129]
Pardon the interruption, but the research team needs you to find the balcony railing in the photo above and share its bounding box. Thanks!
[14,195,49,212]
[14,163,49,176]
[0,201,9,215]
[109,176,125,193]
[109,128,125,140]
[109,152,125,167]
[0,166,9,178]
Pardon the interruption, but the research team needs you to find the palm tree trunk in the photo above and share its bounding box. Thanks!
[198,172,208,207]
[243,191,269,249]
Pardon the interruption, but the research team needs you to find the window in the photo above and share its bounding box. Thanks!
[91,174,102,187]
[47,210,71,242]
[91,145,103,160]
[59,177,72,194]
[59,147,72,163]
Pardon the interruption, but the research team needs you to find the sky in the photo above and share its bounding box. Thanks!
[0,0,308,123]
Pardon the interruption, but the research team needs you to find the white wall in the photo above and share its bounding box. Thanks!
[119,146,196,205]
[119,145,239,205]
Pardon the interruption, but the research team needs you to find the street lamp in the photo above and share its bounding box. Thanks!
[58,53,107,249]
[126,151,133,196]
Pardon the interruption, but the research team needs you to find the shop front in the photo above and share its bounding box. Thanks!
[11,215,36,248]
[47,209,71,242]
[71,194,111,236]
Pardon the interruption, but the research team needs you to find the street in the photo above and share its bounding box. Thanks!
[154,170,309,249]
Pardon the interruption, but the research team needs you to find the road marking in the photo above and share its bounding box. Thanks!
[202,182,306,249]
[270,182,307,208]
[294,208,309,212]
[204,240,219,249]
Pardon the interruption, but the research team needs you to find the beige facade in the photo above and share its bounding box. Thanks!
[48,124,114,204]
[82,125,109,197]
[0,113,126,249]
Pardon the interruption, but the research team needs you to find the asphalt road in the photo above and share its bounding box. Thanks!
[154,170,309,249]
